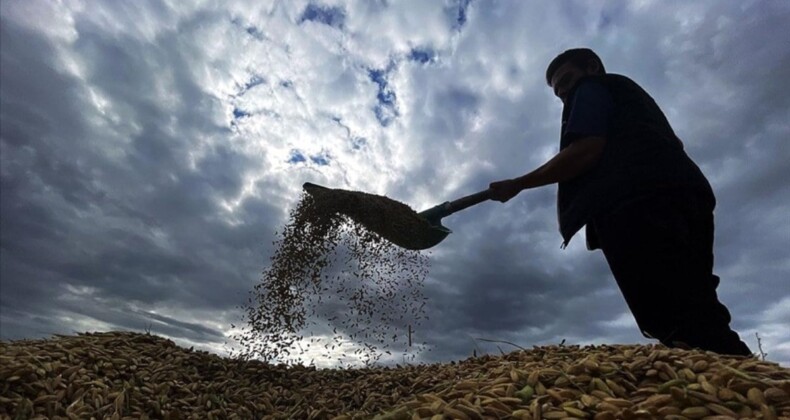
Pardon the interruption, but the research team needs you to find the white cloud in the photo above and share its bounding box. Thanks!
[1,0,79,42]
[599,312,637,330]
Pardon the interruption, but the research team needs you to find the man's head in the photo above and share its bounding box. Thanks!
[546,48,606,104]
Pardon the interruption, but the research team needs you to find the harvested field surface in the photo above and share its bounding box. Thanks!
[1,331,789,420]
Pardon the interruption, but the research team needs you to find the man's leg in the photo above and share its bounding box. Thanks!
[594,192,751,356]
[669,202,751,355]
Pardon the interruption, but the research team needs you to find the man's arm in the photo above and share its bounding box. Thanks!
[489,135,606,202]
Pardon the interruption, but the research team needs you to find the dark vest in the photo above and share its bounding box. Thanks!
[557,73,715,246]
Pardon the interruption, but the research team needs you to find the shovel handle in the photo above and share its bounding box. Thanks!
[445,188,493,215]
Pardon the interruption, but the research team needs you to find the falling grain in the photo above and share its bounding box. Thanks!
[231,190,430,366]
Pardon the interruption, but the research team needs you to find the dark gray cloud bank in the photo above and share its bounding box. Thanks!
[2,1,788,366]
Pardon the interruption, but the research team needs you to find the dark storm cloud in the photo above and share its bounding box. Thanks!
[0,12,281,346]
[413,205,634,363]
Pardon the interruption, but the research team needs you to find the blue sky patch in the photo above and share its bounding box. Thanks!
[246,26,265,40]
[232,107,250,119]
[310,152,330,166]
[287,150,329,166]
[368,69,387,92]
[234,75,266,97]
[368,66,399,126]
[351,137,367,150]
[244,75,265,91]
[230,18,266,41]
[299,4,346,28]
[450,0,472,30]
[287,150,307,164]
[374,105,396,127]
[410,48,435,64]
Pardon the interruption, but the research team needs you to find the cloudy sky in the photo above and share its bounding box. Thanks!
[2,0,788,367]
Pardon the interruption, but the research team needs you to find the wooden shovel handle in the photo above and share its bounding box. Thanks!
[445,188,493,215]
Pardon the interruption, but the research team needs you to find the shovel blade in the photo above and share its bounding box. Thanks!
[396,224,451,250]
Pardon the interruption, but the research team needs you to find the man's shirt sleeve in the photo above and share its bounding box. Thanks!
[563,81,614,141]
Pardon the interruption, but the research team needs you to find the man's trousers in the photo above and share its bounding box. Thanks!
[592,189,752,356]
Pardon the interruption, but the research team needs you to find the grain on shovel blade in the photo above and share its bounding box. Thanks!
[305,185,441,251]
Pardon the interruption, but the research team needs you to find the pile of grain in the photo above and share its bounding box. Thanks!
[1,332,788,419]
[232,192,429,365]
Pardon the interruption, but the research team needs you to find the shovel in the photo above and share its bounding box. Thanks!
[303,182,493,250]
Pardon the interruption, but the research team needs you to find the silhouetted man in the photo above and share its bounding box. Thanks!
[489,48,751,356]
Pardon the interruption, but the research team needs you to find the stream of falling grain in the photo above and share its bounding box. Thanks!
[231,191,430,366]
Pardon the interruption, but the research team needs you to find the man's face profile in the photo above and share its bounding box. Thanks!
[550,61,594,104]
